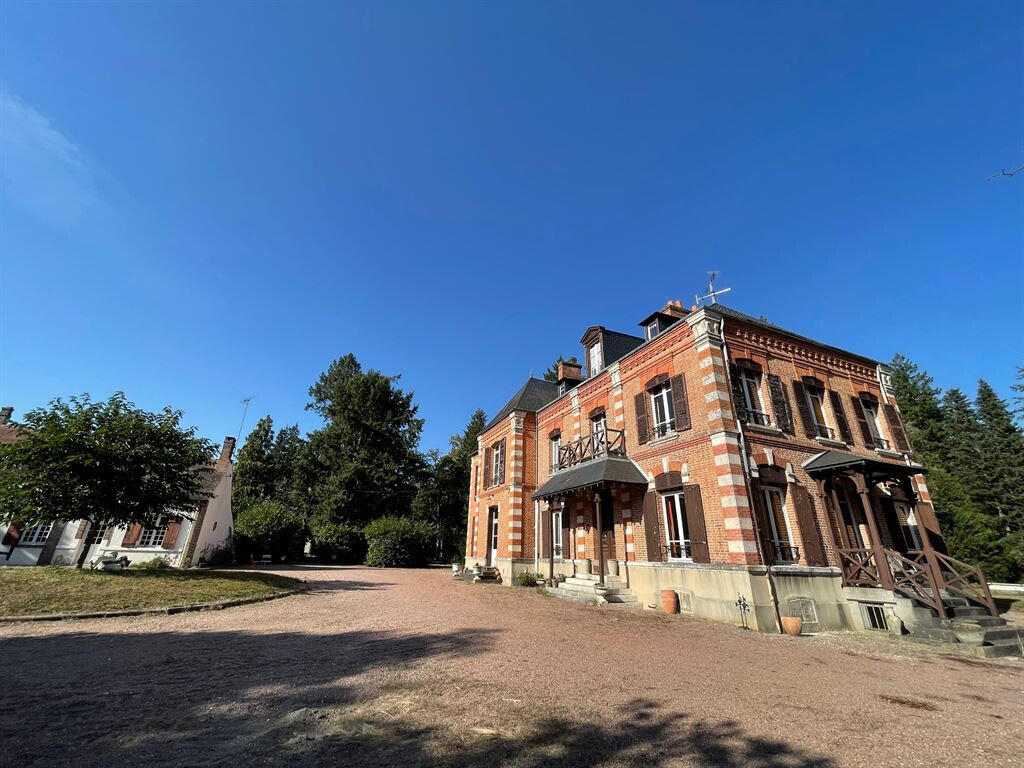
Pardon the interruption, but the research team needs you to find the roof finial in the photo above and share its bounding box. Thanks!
[695,270,731,306]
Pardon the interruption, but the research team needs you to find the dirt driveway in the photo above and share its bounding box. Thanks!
[1,566,1020,767]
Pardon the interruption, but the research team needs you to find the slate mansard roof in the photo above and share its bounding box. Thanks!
[484,377,560,431]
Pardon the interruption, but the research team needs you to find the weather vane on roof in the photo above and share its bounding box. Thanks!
[695,271,731,306]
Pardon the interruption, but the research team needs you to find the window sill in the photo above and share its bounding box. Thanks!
[874,448,903,459]
[814,436,849,449]
[744,423,783,436]
[648,431,679,447]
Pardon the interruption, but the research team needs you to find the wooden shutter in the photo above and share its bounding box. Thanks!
[37,521,66,566]
[75,520,89,539]
[642,491,662,561]
[634,393,649,445]
[122,523,142,548]
[766,374,793,433]
[790,486,826,566]
[850,395,873,446]
[162,519,182,549]
[750,484,777,565]
[2,522,25,547]
[828,391,853,444]
[669,374,691,431]
[541,505,552,556]
[792,381,816,438]
[682,484,710,563]
[497,439,506,484]
[729,364,747,421]
[883,404,911,452]
[483,447,492,488]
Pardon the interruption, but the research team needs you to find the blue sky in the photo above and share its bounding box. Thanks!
[2,1,1021,453]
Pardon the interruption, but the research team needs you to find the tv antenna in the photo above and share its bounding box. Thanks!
[236,396,253,442]
[695,271,731,306]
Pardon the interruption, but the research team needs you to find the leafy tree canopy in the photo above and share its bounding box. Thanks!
[0,392,215,532]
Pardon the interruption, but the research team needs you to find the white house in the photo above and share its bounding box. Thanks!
[0,408,236,569]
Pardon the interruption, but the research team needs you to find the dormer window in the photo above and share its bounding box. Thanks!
[646,322,660,341]
[588,342,603,377]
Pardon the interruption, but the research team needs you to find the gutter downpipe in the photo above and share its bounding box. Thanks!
[534,414,541,574]
[720,321,783,634]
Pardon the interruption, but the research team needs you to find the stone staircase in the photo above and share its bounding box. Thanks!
[899,595,1023,658]
[549,572,638,606]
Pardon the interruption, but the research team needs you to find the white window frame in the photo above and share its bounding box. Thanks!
[21,522,53,545]
[738,369,765,415]
[491,441,505,487]
[804,384,832,438]
[762,487,797,563]
[860,398,887,447]
[588,342,603,376]
[650,382,676,437]
[646,322,660,341]
[550,435,561,471]
[138,517,169,548]
[896,502,923,550]
[662,491,691,561]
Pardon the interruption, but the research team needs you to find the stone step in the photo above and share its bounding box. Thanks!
[549,586,639,606]
[951,605,990,618]
[971,644,1022,659]
[563,576,626,588]
[557,582,631,596]
[906,625,960,643]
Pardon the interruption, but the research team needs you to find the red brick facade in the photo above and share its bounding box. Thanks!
[466,302,932,575]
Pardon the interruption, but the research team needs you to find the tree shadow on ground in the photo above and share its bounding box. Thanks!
[1,628,835,768]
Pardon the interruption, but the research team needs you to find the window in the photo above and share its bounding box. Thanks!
[590,413,607,453]
[138,517,169,548]
[762,487,798,563]
[736,368,769,426]
[662,492,690,560]
[646,322,660,342]
[836,486,865,548]
[649,382,676,437]
[588,342,603,376]
[859,397,890,450]
[803,382,834,440]
[863,603,888,631]
[550,435,561,471]
[84,523,108,546]
[491,441,505,486]
[895,502,923,550]
[552,506,563,559]
[21,522,53,545]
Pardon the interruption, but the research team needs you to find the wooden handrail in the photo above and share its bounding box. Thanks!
[885,548,945,617]
[557,428,627,470]
[930,550,998,616]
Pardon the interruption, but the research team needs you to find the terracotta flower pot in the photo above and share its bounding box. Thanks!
[781,616,803,637]
[660,589,680,614]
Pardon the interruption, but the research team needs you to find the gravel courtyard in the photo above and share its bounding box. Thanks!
[1,566,1020,767]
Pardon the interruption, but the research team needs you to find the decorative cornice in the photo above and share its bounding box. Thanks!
[726,324,875,380]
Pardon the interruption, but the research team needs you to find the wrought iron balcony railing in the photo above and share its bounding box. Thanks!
[813,423,835,440]
[557,428,626,469]
[769,542,800,564]
[740,409,772,427]
[665,540,692,560]
[872,437,891,450]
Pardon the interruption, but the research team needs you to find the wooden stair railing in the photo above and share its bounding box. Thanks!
[930,551,998,616]
[885,549,946,618]
[838,548,879,587]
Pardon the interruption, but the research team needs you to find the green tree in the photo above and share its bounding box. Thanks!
[975,380,1024,536]
[270,424,307,508]
[1012,365,1024,424]
[234,499,305,561]
[412,410,487,562]
[0,393,214,567]
[305,354,425,527]
[232,416,277,512]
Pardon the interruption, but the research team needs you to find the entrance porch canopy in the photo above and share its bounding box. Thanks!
[802,450,926,481]
[532,456,649,502]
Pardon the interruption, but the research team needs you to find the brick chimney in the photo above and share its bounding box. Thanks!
[661,299,689,319]
[556,358,583,387]
[217,436,236,468]
[0,407,12,425]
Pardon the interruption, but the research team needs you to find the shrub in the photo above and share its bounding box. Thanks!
[364,516,433,568]
[234,500,306,561]
[515,571,545,587]
[198,543,234,567]
[309,519,367,564]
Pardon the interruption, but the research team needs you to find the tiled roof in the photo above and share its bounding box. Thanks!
[532,456,649,500]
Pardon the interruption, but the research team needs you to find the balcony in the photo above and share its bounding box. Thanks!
[872,437,891,450]
[813,423,835,440]
[557,428,626,470]
[739,409,772,427]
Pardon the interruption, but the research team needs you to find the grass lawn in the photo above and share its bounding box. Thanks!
[0,566,301,617]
